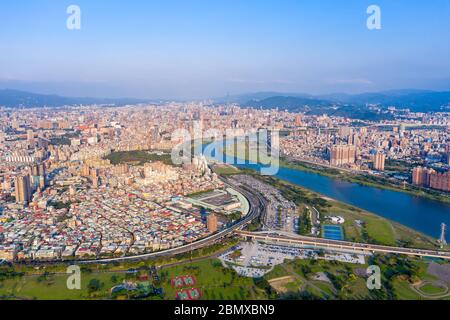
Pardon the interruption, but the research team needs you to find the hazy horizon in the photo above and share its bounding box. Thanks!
[1,86,449,102]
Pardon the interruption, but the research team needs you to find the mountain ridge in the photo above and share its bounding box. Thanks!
[1,88,450,113]
[0,89,158,108]
[221,89,450,113]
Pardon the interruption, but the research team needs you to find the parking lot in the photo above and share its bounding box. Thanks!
[219,241,367,278]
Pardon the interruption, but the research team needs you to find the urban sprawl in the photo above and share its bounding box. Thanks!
[0,103,449,262]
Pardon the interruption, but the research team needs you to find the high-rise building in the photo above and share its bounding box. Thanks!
[1,176,11,191]
[26,130,34,142]
[90,168,99,179]
[92,176,100,189]
[373,152,386,171]
[347,134,354,145]
[31,163,46,177]
[11,118,19,130]
[39,163,46,177]
[330,145,356,166]
[411,166,450,192]
[81,165,91,177]
[38,176,46,189]
[295,115,303,126]
[412,167,434,186]
[112,164,129,175]
[14,175,31,204]
[429,172,450,192]
[207,214,218,233]
[30,163,46,190]
[31,165,39,177]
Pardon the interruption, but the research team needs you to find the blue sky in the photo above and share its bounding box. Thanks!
[1,0,450,99]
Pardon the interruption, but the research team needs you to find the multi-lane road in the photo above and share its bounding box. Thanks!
[236,230,450,260]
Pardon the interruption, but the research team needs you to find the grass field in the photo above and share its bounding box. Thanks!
[262,256,450,300]
[263,258,372,299]
[159,259,264,300]
[392,279,422,300]
[309,280,335,297]
[264,265,292,281]
[105,150,174,166]
[0,259,266,300]
[212,164,241,175]
[418,283,447,295]
[363,217,396,246]
[0,272,118,300]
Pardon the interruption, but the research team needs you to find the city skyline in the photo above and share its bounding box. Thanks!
[1,1,450,99]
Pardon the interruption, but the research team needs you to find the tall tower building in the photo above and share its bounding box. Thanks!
[81,165,91,177]
[412,166,436,187]
[38,163,46,177]
[330,145,356,166]
[207,214,218,233]
[412,167,426,186]
[26,130,34,142]
[38,176,46,189]
[295,114,303,126]
[31,163,47,189]
[14,175,31,205]
[373,152,386,171]
[1,176,11,191]
[429,172,450,192]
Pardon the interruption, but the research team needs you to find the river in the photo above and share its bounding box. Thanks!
[201,142,450,241]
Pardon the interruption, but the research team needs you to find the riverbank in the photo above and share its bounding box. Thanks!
[219,143,450,204]
[281,158,450,205]
[232,170,447,251]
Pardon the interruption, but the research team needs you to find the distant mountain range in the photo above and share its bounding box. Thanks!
[0,89,157,108]
[1,89,450,116]
[219,89,450,113]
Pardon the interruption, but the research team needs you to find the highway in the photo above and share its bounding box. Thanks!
[236,230,450,260]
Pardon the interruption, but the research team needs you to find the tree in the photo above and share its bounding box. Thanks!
[87,278,103,293]
[300,265,312,278]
